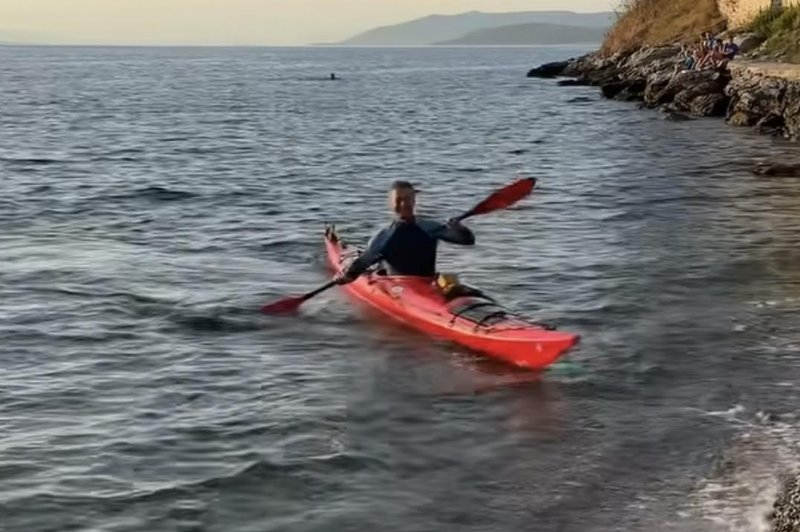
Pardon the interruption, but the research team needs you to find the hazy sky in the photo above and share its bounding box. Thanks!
[0,0,617,45]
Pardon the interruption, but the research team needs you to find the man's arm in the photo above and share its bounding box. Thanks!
[423,219,476,246]
[337,228,390,283]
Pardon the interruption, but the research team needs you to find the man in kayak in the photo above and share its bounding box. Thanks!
[335,180,475,284]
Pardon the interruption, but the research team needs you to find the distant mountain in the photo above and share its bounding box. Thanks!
[434,22,608,46]
[337,10,614,46]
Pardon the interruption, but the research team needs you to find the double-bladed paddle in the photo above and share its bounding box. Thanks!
[261,177,536,314]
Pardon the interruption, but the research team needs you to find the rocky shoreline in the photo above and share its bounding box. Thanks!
[529,44,800,532]
[528,41,800,144]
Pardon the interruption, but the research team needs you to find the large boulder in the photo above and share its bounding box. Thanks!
[735,32,765,55]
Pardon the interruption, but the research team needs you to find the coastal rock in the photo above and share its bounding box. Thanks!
[688,93,730,116]
[650,70,729,112]
[755,113,785,136]
[782,84,800,138]
[625,45,682,65]
[727,110,754,127]
[726,73,788,123]
[527,61,569,78]
[529,43,800,141]
[644,76,673,106]
[614,79,648,101]
[557,78,592,87]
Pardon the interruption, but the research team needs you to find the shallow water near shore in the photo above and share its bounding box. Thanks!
[2,44,800,531]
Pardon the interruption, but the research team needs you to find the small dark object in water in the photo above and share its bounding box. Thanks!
[330,73,336,80]
[664,111,693,122]
[753,162,800,177]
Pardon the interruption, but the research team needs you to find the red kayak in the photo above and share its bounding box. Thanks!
[324,226,579,370]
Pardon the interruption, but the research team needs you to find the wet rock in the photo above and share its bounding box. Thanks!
[663,112,690,121]
[614,79,647,101]
[664,111,693,121]
[755,113,785,135]
[727,111,754,127]
[689,93,730,117]
[601,81,628,99]
[557,78,592,87]
[527,61,569,78]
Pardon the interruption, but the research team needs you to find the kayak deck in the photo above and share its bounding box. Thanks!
[324,225,579,370]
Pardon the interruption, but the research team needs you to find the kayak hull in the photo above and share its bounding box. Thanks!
[323,226,579,370]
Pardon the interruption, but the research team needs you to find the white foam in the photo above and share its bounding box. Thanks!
[687,405,800,532]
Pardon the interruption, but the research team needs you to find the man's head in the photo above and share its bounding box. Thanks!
[389,180,417,221]
[728,36,735,44]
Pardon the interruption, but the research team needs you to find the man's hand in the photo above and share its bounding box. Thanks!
[447,217,466,228]
[334,270,358,285]
[441,218,475,246]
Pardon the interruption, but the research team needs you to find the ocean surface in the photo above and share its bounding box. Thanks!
[2,44,800,532]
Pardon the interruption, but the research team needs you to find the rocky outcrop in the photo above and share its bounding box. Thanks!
[530,45,733,118]
[725,62,800,138]
[528,46,800,139]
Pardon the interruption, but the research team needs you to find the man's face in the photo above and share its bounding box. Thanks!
[389,187,416,220]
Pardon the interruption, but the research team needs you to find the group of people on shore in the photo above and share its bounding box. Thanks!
[678,32,740,72]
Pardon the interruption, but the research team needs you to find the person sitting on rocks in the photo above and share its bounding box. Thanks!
[674,44,695,73]
[702,31,716,51]
[723,36,740,60]
[698,40,727,70]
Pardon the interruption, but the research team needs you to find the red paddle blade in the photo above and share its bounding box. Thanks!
[468,177,536,217]
[261,296,305,314]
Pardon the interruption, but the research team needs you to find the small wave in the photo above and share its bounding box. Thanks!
[123,453,384,504]
[687,406,800,531]
[167,312,264,333]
